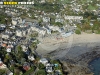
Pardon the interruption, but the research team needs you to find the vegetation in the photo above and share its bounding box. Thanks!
[34,3,60,12]
[35,70,46,75]
[54,22,63,27]
[0,69,6,75]
[39,63,45,69]
[23,67,36,75]
[75,29,81,34]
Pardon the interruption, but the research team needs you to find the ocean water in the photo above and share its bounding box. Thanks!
[89,58,100,75]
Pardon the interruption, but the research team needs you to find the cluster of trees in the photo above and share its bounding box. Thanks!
[34,3,60,12]
[0,12,11,24]
[75,29,81,34]
[54,22,63,27]
[83,12,97,19]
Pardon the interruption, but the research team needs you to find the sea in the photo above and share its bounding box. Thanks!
[89,57,100,75]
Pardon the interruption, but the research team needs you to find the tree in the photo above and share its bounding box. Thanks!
[75,29,81,34]
[17,45,22,52]
[39,63,45,69]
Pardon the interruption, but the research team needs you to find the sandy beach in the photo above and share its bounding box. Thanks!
[36,33,100,60]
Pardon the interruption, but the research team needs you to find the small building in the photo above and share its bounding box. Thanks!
[28,54,35,61]
[39,58,48,65]
[2,43,7,47]
[16,29,27,37]
[46,63,53,73]
[23,62,30,71]
[6,48,11,53]
[2,33,10,39]
[21,45,28,52]
[43,17,50,23]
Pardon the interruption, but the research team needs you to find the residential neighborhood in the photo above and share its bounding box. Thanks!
[0,0,100,75]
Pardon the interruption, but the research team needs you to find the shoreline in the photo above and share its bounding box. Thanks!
[36,33,100,75]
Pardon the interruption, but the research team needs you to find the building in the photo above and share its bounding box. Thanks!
[28,54,35,61]
[46,63,53,73]
[23,62,30,71]
[16,29,27,37]
[43,17,50,23]
[2,33,10,39]
[21,45,28,52]
[39,58,48,65]
[64,15,83,20]
[6,48,11,53]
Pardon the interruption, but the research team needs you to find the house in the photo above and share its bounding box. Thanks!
[0,24,6,28]
[55,70,62,75]
[23,62,30,71]
[39,0,46,3]
[28,54,35,61]
[2,43,7,47]
[48,25,61,32]
[55,14,64,23]
[21,45,28,52]
[2,33,10,39]
[12,17,22,25]
[55,18,64,24]
[31,26,46,35]
[43,17,50,23]
[46,63,53,73]
[12,18,17,25]
[43,26,51,34]
[39,58,48,65]
[61,32,72,37]
[16,29,27,37]
[6,48,11,53]
[16,30,22,37]
[9,26,15,29]
[7,72,13,75]
[6,70,13,75]
[64,15,83,20]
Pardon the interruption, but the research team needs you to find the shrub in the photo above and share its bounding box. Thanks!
[75,29,81,34]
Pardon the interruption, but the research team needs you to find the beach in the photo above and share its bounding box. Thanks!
[36,33,100,60]
[36,33,100,75]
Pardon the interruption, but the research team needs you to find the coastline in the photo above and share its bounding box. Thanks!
[36,33,100,75]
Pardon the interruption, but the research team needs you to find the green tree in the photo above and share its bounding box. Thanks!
[75,29,81,34]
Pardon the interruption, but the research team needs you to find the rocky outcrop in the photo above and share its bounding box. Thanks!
[60,61,94,75]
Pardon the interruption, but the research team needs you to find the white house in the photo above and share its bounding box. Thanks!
[12,19,17,25]
[31,26,46,35]
[46,63,53,73]
[43,26,51,34]
[16,30,23,37]
[61,32,72,37]
[28,54,35,61]
[48,25,61,32]
[21,45,28,52]
[39,58,48,65]
[0,24,6,28]
[12,17,22,25]
[43,17,50,23]
[16,29,27,37]
[64,15,83,20]
[55,18,64,24]
[39,0,46,3]
[2,33,10,39]
[6,48,11,53]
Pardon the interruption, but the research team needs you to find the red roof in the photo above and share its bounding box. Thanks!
[2,43,7,47]
[0,63,3,66]
[23,66,30,71]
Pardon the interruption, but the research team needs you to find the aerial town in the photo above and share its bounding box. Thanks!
[0,0,100,75]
